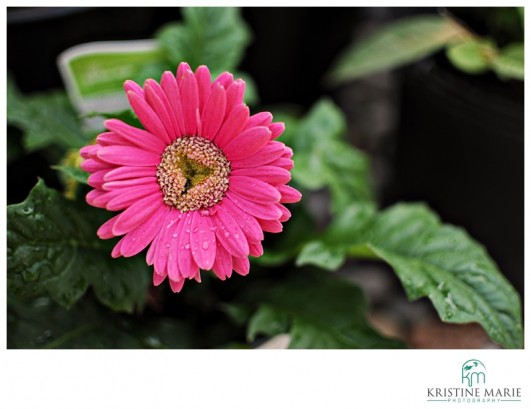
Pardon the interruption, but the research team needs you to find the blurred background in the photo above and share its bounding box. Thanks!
[7,7,523,348]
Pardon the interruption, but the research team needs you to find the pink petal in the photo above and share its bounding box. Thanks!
[86,189,106,207]
[224,126,271,161]
[195,65,211,114]
[169,279,185,293]
[225,79,245,116]
[249,241,264,257]
[144,79,180,140]
[176,62,191,81]
[96,132,129,146]
[230,141,286,169]
[119,205,169,257]
[213,104,249,148]
[212,241,233,280]
[277,203,291,222]
[229,175,280,204]
[97,214,121,239]
[161,71,185,138]
[97,146,161,167]
[278,185,302,203]
[213,71,234,89]
[153,270,167,286]
[105,119,167,154]
[200,83,226,141]
[232,256,250,276]
[112,192,164,235]
[124,79,144,96]
[231,166,291,186]
[111,236,125,258]
[223,196,264,243]
[211,204,249,258]
[102,176,157,190]
[269,122,285,139]
[179,69,199,136]
[106,183,161,211]
[257,218,283,233]
[167,212,186,281]
[178,212,199,279]
[80,158,111,173]
[190,211,216,271]
[126,91,171,144]
[103,166,156,182]
[245,112,272,130]
[153,211,182,276]
[267,157,294,170]
[80,145,96,159]
[87,170,107,189]
[226,191,282,221]
[92,190,122,208]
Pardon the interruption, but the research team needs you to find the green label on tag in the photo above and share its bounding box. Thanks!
[68,49,162,97]
[58,40,164,124]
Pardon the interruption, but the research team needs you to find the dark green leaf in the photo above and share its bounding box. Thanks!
[366,204,523,349]
[329,15,463,83]
[295,241,346,271]
[290,99,374,212]
[247,271,404,349]
[157,7,251,72]
[7,77,88,151]
[7,179,150,312]
[491,42,524,80]
[7,295,192,349]
[247,304,290,341]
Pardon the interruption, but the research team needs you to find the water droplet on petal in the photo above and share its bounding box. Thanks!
[193,227,198,233]
[172,233,178,238]
[202,242,209,250]
[210,226,218,232]
[224,232,231,238]
[184,243,191,250]
[200,209,210,216]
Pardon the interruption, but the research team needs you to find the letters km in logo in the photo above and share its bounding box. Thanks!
[461,359,486,387]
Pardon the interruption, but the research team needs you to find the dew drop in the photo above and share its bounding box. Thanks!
[234,233,240,239]
[210,226,218,232]
[186,229,191,233]
[172,233,178,238]
[193,227,198,233]
[184,243,191,250]
[202,242,209,250]
[224,232,231,238]
[200,209,210,216]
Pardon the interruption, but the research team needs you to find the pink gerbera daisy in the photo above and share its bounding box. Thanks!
[80,62,301,292]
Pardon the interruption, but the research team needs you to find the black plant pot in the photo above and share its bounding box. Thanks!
[384,59,524,298]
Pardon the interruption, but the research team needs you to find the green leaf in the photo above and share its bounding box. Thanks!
[8,295,192,349]
[7,77,88,151]
[446,39,495,74]
[7,180,149,312]
[52,165,89,184]
[157,7,251,72]
[247,304,290,341]
[296,241,346,271]
[366,204,523,349]
[329,15,463,83]
[491,42,524,80]
[295,203,378,270]
[247,271,404,349]
[290,99,374,212]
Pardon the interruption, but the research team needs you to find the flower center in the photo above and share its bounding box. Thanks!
[156,136,231,212]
